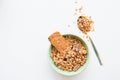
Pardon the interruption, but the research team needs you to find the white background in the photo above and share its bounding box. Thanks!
[0,0,120,80]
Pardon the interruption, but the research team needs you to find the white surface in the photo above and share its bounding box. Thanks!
[0,0,120,80]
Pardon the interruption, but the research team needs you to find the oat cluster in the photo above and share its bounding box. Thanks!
[51,35,87,72]
[77,16,93,34]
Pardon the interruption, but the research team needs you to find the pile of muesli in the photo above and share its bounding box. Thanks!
[49,32,87,72]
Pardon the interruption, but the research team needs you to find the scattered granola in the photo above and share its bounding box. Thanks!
[78,6,83,13]
[68,25,71,27]
[73,12,77,16]
[74,0,78,4]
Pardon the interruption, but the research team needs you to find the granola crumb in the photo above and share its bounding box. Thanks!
[78,6,83,13]
[73,13,77,16]
[68,25,71,27]
[75,8,78,12]
[74,0,78,4]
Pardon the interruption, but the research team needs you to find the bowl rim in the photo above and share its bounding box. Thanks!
[48,34,90,76]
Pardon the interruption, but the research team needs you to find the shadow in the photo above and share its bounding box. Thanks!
[48,66,90,80]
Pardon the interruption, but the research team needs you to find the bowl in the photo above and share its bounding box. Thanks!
[48,34,89,76]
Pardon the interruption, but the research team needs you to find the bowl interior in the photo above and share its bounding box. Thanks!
[48,34,89,76]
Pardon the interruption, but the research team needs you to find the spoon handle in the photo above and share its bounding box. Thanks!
[89,36,103,65]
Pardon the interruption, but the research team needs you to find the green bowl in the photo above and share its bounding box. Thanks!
[48,34,90,76]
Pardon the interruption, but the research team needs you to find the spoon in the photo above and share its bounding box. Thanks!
[77,16,103,65]
[89,35,103,65]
